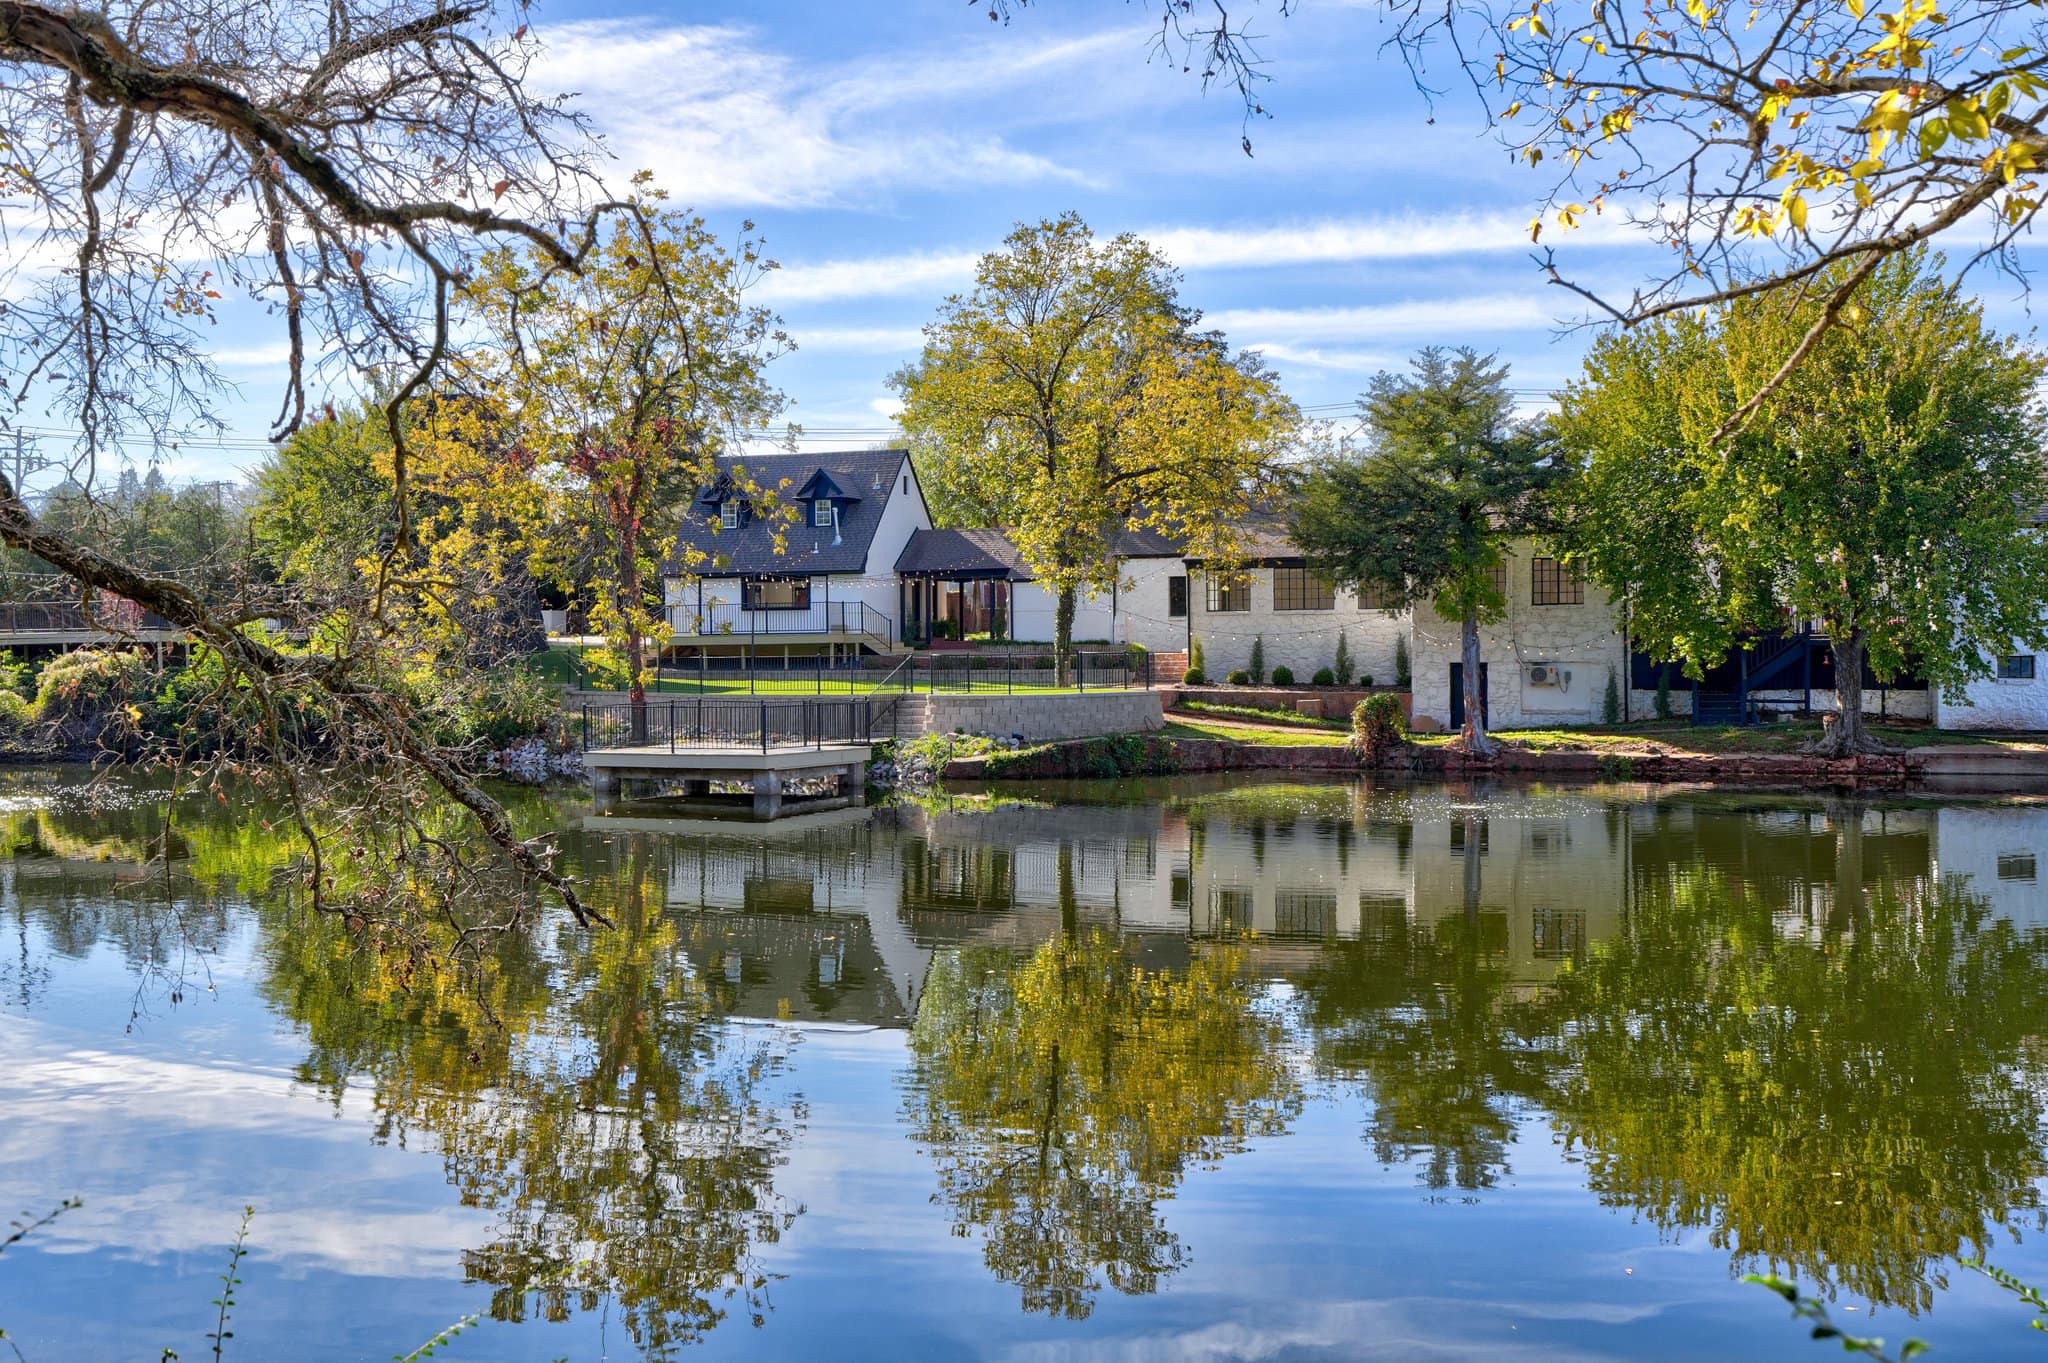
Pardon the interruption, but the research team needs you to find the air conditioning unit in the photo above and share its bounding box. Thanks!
[1528,663,1562,687]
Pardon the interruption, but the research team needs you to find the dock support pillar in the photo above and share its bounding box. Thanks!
[841,761,867,806]
[590,767,618,800]
[751,771,783,819]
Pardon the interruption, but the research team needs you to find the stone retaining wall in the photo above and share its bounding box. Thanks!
[1171,685,1408,719]
[925,690,1163,742]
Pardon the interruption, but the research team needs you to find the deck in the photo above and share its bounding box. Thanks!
[579,696,885,818]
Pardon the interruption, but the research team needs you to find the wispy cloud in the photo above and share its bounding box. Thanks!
[760,210,1640,305]
[794,325,927,351]
[533,19,1125,208]
[1212,293,1557,343]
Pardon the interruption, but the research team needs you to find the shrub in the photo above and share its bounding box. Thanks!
[1359,674,1374,688]
[35,648,151,726]
[1226,669,1251,685]
[1394,635,1411,688]
[1654,664,1674,720]
[1270,665,1295,686]
[0,689,33,735]
[1248,636,1266,685]
[417,665,563,750]
[1182,667,1207,686]
[1333,631,1353,685]
[1311,667,1336,686]
[1602,668,1622,725]
[1352,693,1406,761]
[0,651,30,700]
[1189,635,1205,676]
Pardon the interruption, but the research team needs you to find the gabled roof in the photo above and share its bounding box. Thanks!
[896,527,1033,580]
[793,467,862,504]
[672,448,909,578]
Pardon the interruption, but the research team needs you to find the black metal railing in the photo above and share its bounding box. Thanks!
[579,696,875,752]
[563,645,1158,697]
[666,600,893,645]
[913,647,1154,694]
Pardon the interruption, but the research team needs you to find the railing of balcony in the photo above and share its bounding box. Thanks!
[666,600,893,645]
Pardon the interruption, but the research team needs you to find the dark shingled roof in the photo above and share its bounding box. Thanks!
[673,448,910,577]
[895,527,1033,579]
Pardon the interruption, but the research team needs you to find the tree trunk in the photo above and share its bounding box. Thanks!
[1813,627,1887,756]
[620,531,648,744]
[1459,609,1496,757]
[1055,585,1077,685]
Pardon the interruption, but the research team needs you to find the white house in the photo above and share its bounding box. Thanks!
[1183,520,1410,686]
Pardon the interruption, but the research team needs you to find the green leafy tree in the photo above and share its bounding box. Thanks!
[893,212,1297,669]
[450,183,788,731]
[251,403,398,586]
[1290,348,1557,755]
[1558,250,2048,755]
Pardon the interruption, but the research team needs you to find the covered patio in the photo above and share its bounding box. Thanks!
[895,528,1031,646]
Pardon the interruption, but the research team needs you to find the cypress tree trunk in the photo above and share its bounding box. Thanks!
[1460,609,1495,757]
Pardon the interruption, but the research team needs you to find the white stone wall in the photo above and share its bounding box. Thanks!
[1935,647,2048,729]
[1188,567,1407,684]
[1110,556,1191,652]
[1408,547,1628,730]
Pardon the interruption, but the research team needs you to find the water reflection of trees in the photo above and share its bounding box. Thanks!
[1296,804,2048,1310]
[262,832,803,1360]
[903,931,1300,1319]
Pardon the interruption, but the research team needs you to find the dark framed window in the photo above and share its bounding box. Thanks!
[1531,557,1584,606]
[1273,566,1335,612]
[1998,654,2037,680]
[742,576,812,611]
[1356,580,1404,610]
[1213,886,1255,933]
[1486,562,1508,597]
[812,499,834,528]
[719,501,739,529]
[1205,577,1250,613]
[1167,575,1189,618]
[1998,853,2038,882]
[1274,889,1337,938]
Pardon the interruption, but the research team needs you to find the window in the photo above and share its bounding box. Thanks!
[1531,557,1584,606]
[1998,853,2038,882]
[742,576,812,611]
[1356,580,1403,610]
[1486,562,1508,597]
[1998,654,2037,680]
[1204,577,1250,613]
[1167,575,1189,618]
[812,499,834,528]
[1274,889,1337,938]
[1212,886,1255,933]
[902,474,909,495]
[1273,566,1335,611]
[719,501,739,529]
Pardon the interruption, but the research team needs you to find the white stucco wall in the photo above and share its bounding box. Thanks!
[1008,580,1116,643]
[1407,546,1628,730]
[1188,567,1407,684]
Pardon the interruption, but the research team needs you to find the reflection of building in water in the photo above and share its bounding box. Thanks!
[1933,804,2048,928]
[600,791,2048,1028]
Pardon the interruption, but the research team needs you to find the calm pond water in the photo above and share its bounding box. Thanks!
[4,769,2048,1361]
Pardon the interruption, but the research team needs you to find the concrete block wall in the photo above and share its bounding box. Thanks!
[925,691,1163,741]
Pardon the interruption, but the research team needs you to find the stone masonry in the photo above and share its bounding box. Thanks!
[923,690,1163,742]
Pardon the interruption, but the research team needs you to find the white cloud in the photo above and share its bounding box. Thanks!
[794,325,927,351]
[1242,342,1398,373]
[1212,293,1557,343]
[868,397,905,419]
[534,19,1125,208]
[758,251,982,305]
[760,210,1643,305]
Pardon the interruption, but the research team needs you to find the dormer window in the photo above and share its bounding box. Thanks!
[720,501,739,530]
[812,500,834,528]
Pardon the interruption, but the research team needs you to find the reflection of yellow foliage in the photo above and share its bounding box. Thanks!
[906,931,1299,1318]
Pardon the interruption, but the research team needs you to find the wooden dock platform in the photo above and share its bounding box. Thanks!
[578,696,885,819]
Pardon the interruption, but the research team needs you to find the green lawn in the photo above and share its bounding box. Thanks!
[1176,699,1350,731]
[1161,718,1353,747]
[1405,719,2045,754]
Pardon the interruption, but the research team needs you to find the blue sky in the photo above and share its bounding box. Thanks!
[161,0,2044,483]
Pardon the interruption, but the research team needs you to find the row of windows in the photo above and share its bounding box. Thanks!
[1169,559,1582,614]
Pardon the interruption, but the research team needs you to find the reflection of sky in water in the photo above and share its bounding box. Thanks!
[1,776,2047,1360]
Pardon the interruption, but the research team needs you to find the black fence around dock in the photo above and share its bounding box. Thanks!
[579,696,894,752]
